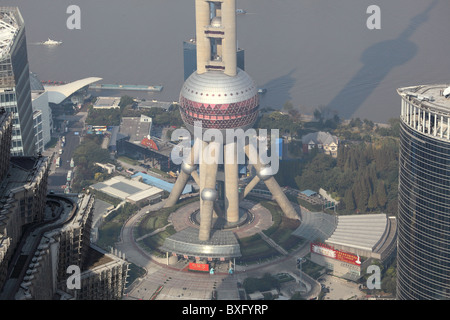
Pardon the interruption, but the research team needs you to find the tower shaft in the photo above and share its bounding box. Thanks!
[195,0,237,76]
[224,142,239,223]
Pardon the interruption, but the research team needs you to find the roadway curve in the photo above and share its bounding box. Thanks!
[115,199,322,300]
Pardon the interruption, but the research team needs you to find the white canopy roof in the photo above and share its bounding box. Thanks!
[45,77,102,104]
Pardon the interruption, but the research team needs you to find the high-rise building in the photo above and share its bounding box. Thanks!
[0,108,12,181]
[12,195,129,300]
[0,110,50,292]
[30,72,53,150]
[397,84,450,299]
[0,111,129,299]
[0,7,35,156]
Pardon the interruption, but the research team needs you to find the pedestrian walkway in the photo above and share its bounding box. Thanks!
[135,222,173,241]
[258,231,288,255]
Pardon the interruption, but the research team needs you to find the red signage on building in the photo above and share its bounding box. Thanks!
[188,262,210,272]
[335,250,361,265]
[141,137,159,151]
[311,243,361,266]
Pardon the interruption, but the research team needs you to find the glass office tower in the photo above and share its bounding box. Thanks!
[0,7,35,156]
[397,84,450,299]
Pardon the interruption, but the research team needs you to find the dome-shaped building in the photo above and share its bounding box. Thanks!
[179,68,259,132]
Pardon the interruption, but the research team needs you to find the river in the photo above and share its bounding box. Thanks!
[3,0,450,123]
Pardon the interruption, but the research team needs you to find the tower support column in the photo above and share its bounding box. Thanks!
[244,143,299,220]
[199,141,219,241]
[224,142,239,223]
[164,138,200,208]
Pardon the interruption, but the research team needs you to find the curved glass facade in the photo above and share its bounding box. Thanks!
[398,107,450,299]
[0,8,35,156]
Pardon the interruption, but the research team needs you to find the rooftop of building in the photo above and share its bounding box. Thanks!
[82,245,114,270]
[10,194,128,299]
[301,131,339,145]
[118,115,175,157]
[398,83,450,114]
[325,213,388,252]
[93,96,121,109]
[0,7,23,60]
[90,175,164,202]
[119,115,152,143]
[44,77,102,104]
[0,155,48,200]
[136,100,172,111]
[132,171,192,194]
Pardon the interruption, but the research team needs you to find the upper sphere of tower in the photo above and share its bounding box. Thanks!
[179,68,259,131]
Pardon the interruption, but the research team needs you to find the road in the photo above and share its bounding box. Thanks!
[115,200,323,300]
[46,112,87,193]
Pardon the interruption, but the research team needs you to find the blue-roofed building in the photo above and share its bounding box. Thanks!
[301,189,317,197]
[132,172,193,194]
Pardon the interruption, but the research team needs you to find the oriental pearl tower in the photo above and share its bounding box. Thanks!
[165,0,298,243]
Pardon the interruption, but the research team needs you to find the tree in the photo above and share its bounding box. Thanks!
[72,135,111,192]
[283,101,301,122]
[313,109,323,122]
[367,193,378,211]
[376,180,387,208]
[94,172,107,182]
[344,189,355,211]
[119,95,134,110]
[354,179,368,212]
[85,107,121,126]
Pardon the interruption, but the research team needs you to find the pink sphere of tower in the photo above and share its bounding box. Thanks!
[179,68,259,133]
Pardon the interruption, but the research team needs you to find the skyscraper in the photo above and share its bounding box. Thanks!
[397,84,450,299]
[0,108,129,300]
[0,7,35,156]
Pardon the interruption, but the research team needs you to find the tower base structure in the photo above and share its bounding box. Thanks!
[164,138,300,245]
[160,227,241,260]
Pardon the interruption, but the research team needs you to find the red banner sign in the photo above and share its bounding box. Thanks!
[188,262,210,272]
[335,250,361,265]
[311,243,361,266]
